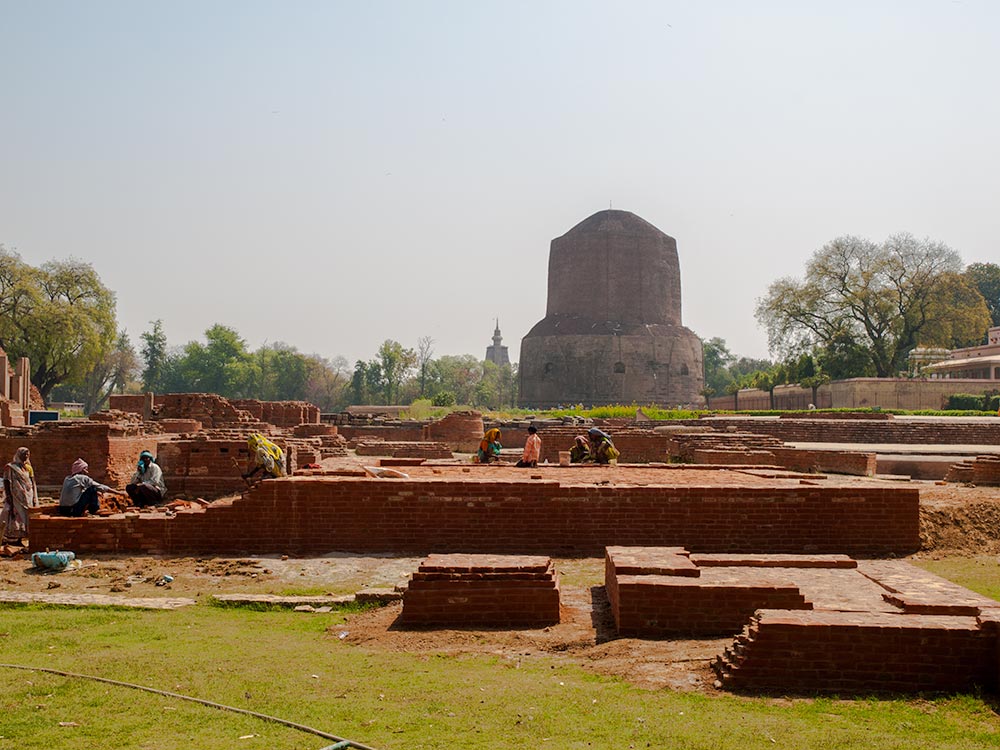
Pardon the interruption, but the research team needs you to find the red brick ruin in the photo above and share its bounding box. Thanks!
[9,396,1000,695]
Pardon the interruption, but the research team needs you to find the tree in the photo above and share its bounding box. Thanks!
[302,354,350,411]
[756,234,991,377]
[257,342,310,401]
[965,262,1000,328]
[78,331,139,413]
[416,336,434,397]
[702,337,736,395]
[163,325,258,398]
[0,254,119,401]
[140,319,168,392]
[426,354,482,406]
[376,340,417,405]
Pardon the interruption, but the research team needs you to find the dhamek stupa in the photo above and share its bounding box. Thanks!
[519,209,703,407]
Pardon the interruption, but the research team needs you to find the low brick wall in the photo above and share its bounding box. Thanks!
[0,423,152,489]
[693,417,1000,446]
[29,474,922,556]
[355,441,452,459]
[768,447,877,477]
[400,554,560,627]
[338,425,426,443]
[613,575,810,636]
[716,610,997,693]
[605,546,810,637]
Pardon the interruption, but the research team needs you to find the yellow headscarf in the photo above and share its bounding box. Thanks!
[479,428,501,454]
[247,433,286,477]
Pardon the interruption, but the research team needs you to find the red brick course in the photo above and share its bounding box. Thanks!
[400,553,560,626]
[715,609,996,693]
[29,471,921,556]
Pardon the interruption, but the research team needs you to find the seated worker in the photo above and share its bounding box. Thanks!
[569,435,592,463]
[515,426,541,468]
[476,428,502,464]
[588,428,620,465]
[243,433,286,482]
[59,459,115,517]
[125,450,167,508]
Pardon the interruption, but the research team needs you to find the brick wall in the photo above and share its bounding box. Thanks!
[692,417,1000,446]
[0,423,153,489]
[716,609,996,693]
[400,554,560,626]
[338,424,427,443]
[30,475,921,556]
[612,575,810,636]
[425,411,484,452]
[231,400,320,427]
[153,438,252,498]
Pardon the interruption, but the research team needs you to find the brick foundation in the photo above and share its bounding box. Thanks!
[400,554,560,627]
[715,610,996,693]
[29,470,921,556]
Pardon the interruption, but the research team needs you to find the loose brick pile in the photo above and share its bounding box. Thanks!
[400,553,560,627]
[152,394,256,428]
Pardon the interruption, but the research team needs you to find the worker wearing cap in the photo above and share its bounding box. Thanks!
[58,459,114,517]
[126,450,167,508]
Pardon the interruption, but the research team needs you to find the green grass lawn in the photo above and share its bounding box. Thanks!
[2,558,1000,750]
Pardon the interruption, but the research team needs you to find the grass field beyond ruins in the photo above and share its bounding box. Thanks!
[0,556,998,750]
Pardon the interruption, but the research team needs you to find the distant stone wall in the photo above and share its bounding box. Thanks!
[708,378,1000,411]
[693,417,1000,446]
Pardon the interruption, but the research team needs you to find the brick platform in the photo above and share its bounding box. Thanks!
[29,467,921,556]
[715,610,996,693]
[603,547,1000,693]
[605,547,811,637]
[400,554,560,627]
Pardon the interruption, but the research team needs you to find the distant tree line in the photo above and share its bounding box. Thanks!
[6,234,997,414]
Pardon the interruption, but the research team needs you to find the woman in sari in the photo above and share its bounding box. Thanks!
[477,428,502,464]
[2,447,39,546]
[569,435,592,463]
[243,433,287,481]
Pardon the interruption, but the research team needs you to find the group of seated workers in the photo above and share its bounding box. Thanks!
[56,432,288,517]
[476,426,620,466]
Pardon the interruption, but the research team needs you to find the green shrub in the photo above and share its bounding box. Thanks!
[945,393,1000,411]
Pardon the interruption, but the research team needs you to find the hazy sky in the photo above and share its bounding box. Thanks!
[2,1,998,367]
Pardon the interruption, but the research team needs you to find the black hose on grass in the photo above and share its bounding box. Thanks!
[0,663,379,750]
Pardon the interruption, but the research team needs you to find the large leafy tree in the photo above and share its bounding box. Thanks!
[965,262,1000,328]
[702,337,736,395]
[376,339,417,405]
[78,331,139,413]
[756,234,991,377]
[162,324,259,398]
[0,248,119,401]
